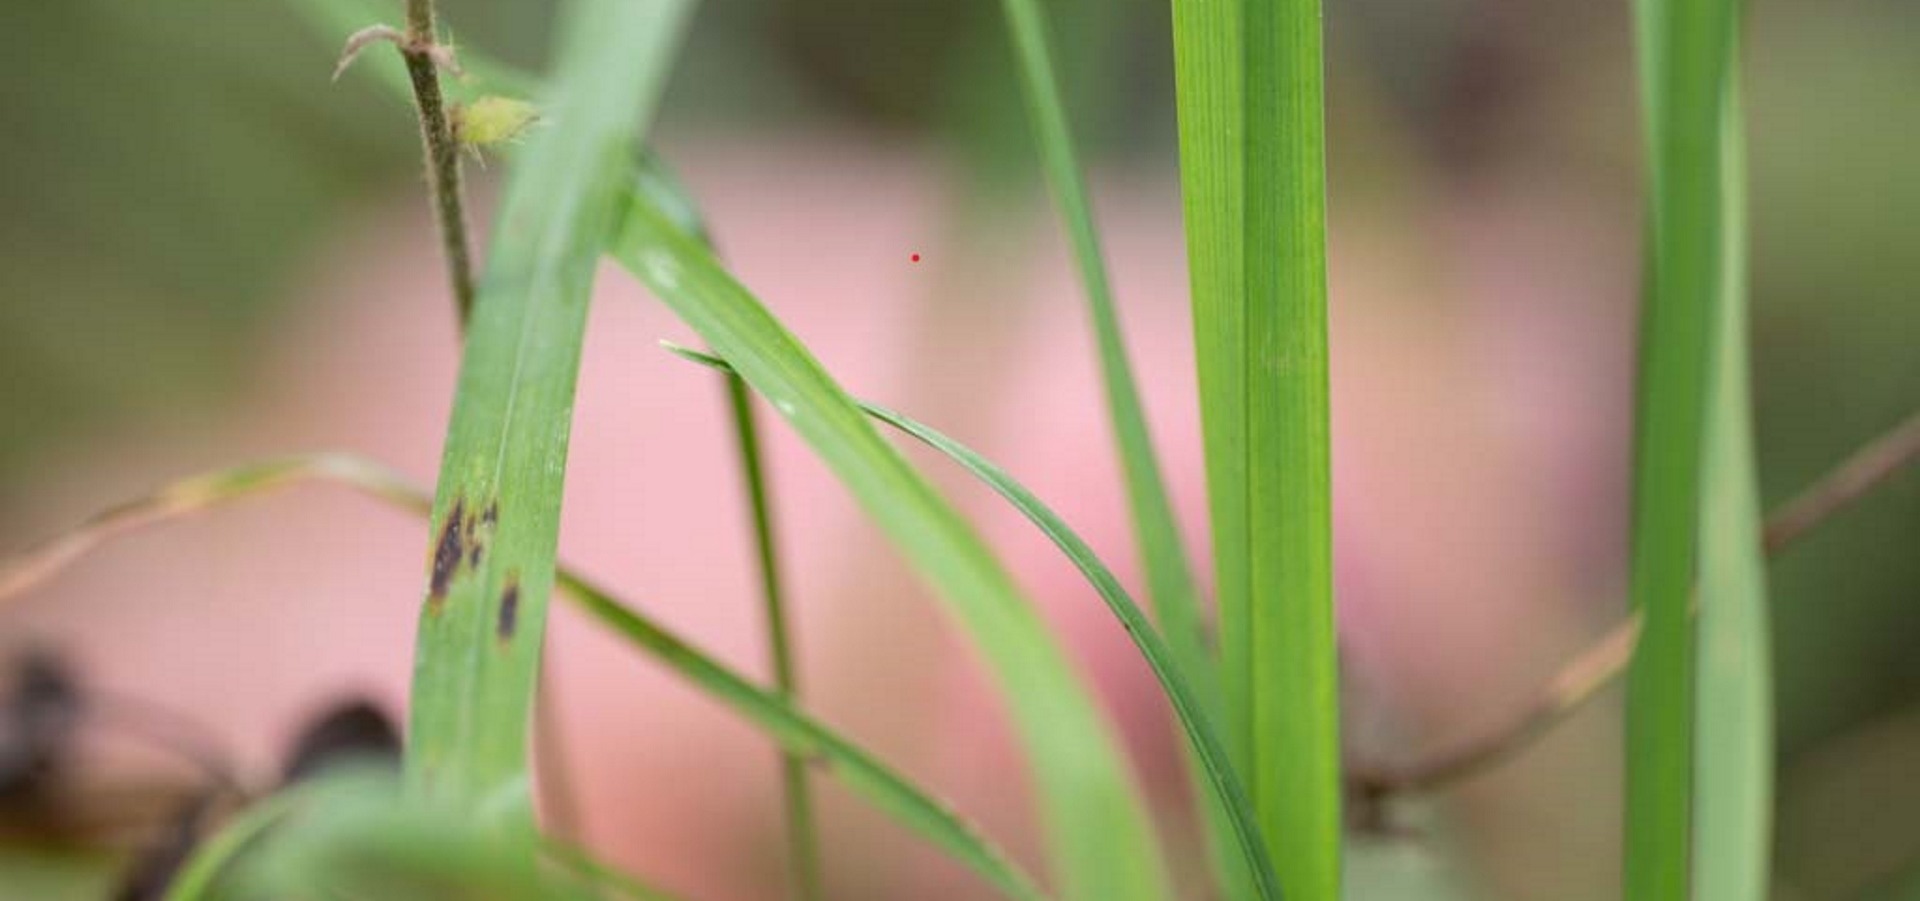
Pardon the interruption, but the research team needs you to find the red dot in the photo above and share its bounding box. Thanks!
[910,253,922,263]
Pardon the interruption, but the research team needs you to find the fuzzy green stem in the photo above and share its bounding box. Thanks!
[402,0,477,325]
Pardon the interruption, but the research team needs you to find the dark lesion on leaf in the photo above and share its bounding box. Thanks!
[427,496,503,612]
[428,497,468,607]
[468,500,498,568]
[497,573,521,644]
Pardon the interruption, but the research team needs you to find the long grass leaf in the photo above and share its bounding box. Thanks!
[405,0,692,811]
[1626,0,1740,894]
[1693,62,1771,901]
[0,454,1049,901]
[989,8,1248,891]
[612,195,1171,901]
[1170,0,1338,897]
[993,0,1210,702]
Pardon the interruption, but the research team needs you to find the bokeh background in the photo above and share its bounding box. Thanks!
[1,0,1916,898]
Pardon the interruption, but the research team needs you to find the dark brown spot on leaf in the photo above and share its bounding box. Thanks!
[466,500,498,569]
[497,576,520,643]
[428,498,467,605]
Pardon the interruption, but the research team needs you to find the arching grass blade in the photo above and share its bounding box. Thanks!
[612,192,1171,901]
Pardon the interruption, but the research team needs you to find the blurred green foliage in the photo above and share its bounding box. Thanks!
[0,1,403,477]
[0,0,1915,894]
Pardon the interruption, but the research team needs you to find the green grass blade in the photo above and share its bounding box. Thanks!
[1693,65,1771,901]
[718,371,824,901]
[1169,0,1338,897]
[406,0,693,810]
[612,195,1171,901]
[1626,0,1740,895]
[993,0,1211,702]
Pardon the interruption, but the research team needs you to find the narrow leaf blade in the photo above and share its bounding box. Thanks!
[1625,0,1741,895]
[1171,0,1339,896]
[406,0,693,809]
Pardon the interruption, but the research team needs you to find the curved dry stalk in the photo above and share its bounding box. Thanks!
[1348,617,1641,797]
[0,453,1047,901]
[1351,408,1920,798]
[0,454,422,602]
[1763,410,1920,553]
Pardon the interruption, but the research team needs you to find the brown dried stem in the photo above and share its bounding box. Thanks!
[1352,408,1920,798]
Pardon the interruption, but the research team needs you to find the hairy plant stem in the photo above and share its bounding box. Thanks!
[402,0,477,325]
[1351,408,1920,801]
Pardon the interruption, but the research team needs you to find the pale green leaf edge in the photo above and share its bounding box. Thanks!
[1693,50,1772,901]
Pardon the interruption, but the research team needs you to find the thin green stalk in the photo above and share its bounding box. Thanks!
[406,0,692,813]
[562,572,1050,901]
[1626,0,1740,894]
[614,193,1171,901]
[1693,61,1770,901]
[399,0,477,323]
[641,153,821,901]
[1171,0,1338,897]
[721,372,824,901]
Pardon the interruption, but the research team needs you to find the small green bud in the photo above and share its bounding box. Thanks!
[455,96,540,150]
